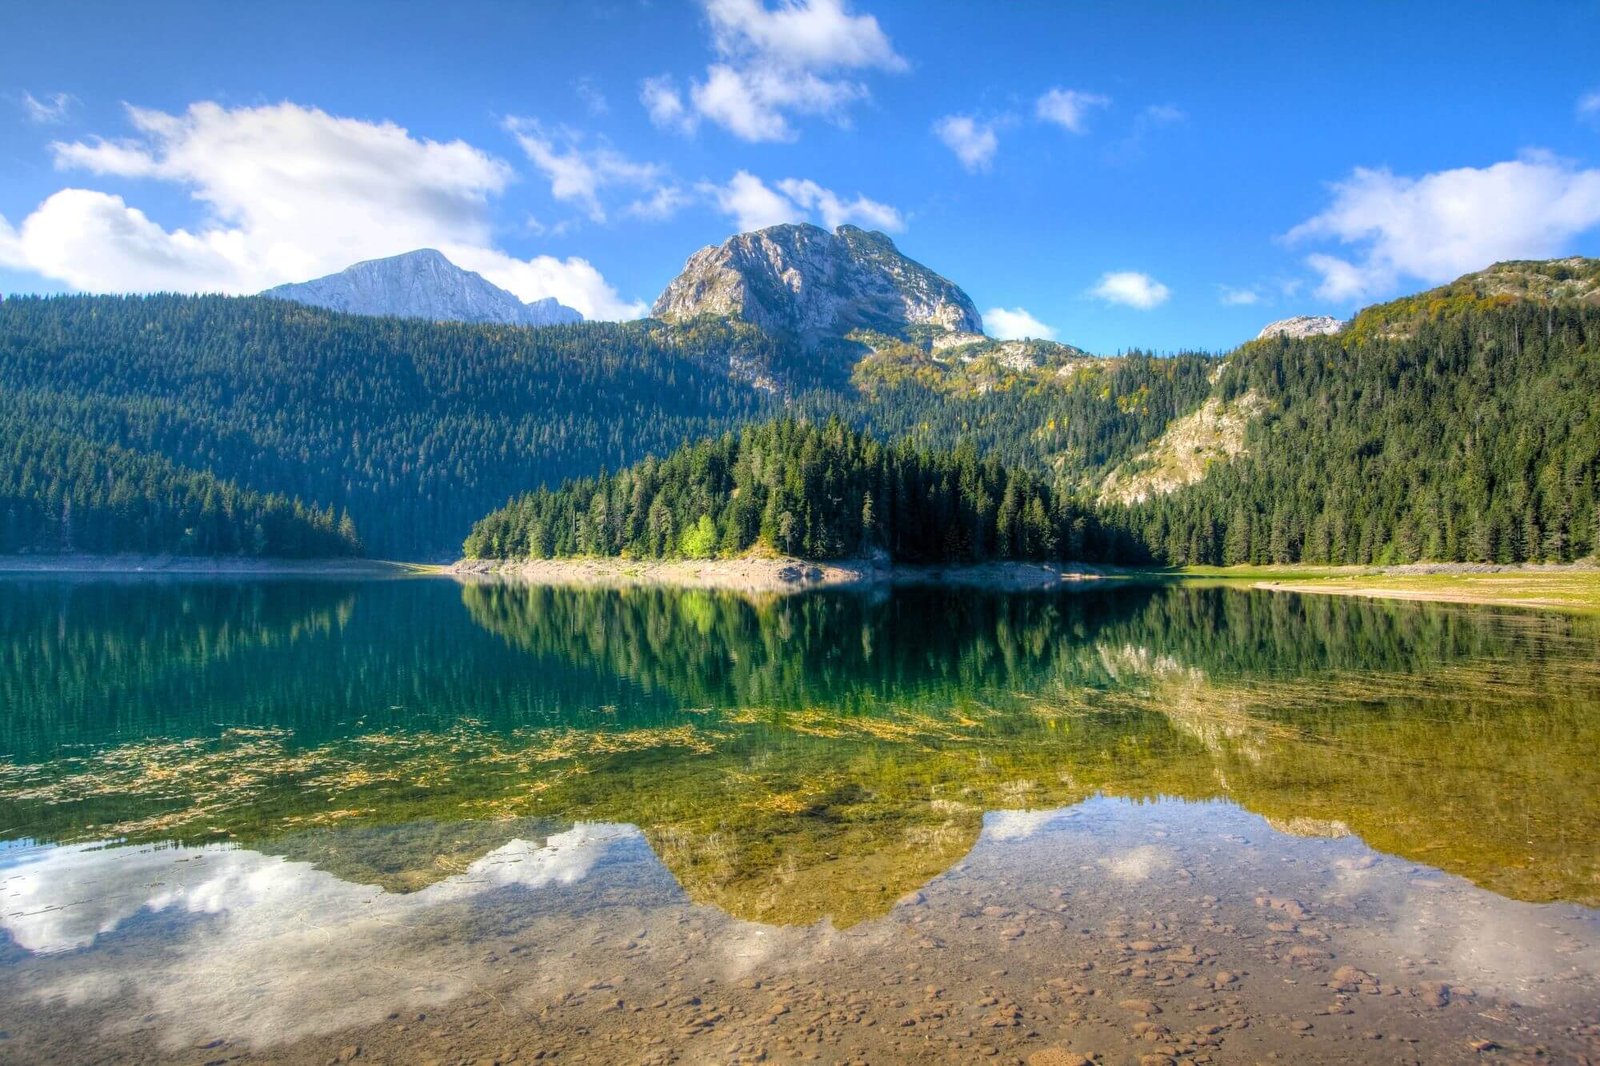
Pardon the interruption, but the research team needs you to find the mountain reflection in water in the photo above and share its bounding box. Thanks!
[1,577,1598,930]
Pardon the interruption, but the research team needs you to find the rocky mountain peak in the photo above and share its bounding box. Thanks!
[652,224,984,340]
[1256,315,1344,340]
[263,249,583,327]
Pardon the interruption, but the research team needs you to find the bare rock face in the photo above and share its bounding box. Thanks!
[653,224,983,340]
[1256,315,1343,340]
[1098,390,1267,506]
[264,249,583,327]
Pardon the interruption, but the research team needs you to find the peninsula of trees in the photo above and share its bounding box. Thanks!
[463,418,1122,564]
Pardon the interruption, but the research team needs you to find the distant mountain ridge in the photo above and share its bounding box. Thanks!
[653,223,984,341]
[263,249,582,327]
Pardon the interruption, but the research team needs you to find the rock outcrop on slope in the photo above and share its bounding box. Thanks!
[652,224,983,341]
[1256,315,1343,340]
[1097,390,1267,505]
[264,249,583,327]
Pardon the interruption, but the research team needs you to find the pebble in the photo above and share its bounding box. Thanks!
[1418,981,1452,1008]
[1028,1050,1094,1066]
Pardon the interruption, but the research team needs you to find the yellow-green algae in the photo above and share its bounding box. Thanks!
[4,654,1597,925]
[3,578,1597,927]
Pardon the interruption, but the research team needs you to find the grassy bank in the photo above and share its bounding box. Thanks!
[1170,562,1600,615]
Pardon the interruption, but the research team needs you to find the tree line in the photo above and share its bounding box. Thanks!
[1113,302,1600,565]
[6,290,1595,567]
[0,427,360,556]
[0,293,1208,559]
[464,417,1130,564]
[0,295,780,558]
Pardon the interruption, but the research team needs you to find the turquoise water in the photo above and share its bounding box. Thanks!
[1,577,1597,1063]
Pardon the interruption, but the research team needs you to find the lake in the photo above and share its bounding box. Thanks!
[1,576,1598,1064]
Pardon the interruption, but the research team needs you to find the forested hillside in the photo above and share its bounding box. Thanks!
[463,418,1124,564]
[1118,302,1600,565]
[0,429,360,556]
[837,349,1217,484]
[0,295,782,557]
[0,293,1202,559]
[8,265,1593,568]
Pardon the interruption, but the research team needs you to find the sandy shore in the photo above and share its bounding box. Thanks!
[450,556,1108,594]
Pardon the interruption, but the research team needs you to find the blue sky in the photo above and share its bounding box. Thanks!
[3,0,1599,352]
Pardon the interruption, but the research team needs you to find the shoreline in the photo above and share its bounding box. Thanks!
[2,553,1592,612]
[448,556,1109,594]
[0,554,426,577]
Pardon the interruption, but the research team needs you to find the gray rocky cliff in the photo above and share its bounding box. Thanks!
[652,224,983,340]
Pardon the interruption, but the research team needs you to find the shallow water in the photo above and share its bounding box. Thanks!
[1,577,1597,1064]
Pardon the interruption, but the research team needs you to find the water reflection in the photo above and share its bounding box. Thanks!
[2,798,1597,1059]
[1,577,1598,929]
[1,822,650,1046]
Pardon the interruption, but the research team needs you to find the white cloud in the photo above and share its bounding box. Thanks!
[984,306,1056,340]
[1219,286,1261,306]
[691,62,862,142]
[1579,91,1600,120]
[933,114,999,172]
[21,90,75,124]
[1140,103,1185,125]
[701,169,901,234]
[703,0,904,71]
[0,101,645,319]
[645,0,905,142]
[775,177,903,231]
[1091,271,1171,309]
[452,247,646,319]
[625,184,693,221]
[1035,88,1110,134]
[641,76,696,134]
[703,170,800,231]
[574,76,609,116]
[505,118,677,224]
[1288,152,1600,301]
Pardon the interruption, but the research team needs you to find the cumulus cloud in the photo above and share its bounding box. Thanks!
[20,90,75,124]
[505,118,678,223]
[0,100,645,319]
[704,0,904,70]
[702,170,800,230]
[642,0,905,142]
[1579,91,1600,120]
[775,176,903,230]
[1091,271,1171,309]
[702,169,902,233]
[641,75,696,134]
[1288,152,1600,301]
[933,114,999,172]
[984,306,1056,340]
[1035,88,1110,134]
[1219,286,1261,306]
